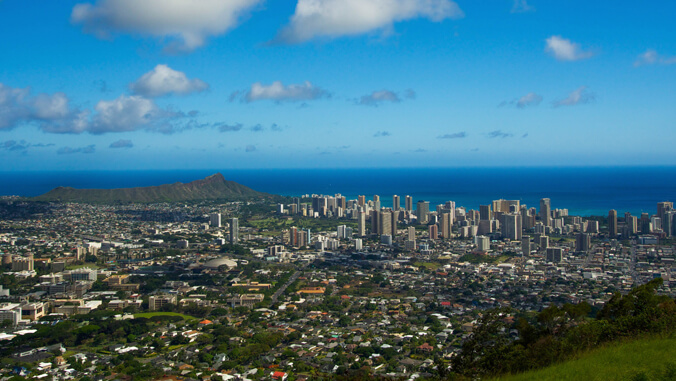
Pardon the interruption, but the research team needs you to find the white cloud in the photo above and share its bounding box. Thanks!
[511,0,534,13]
[276,0,464,44]
[634,49,676,67]
[0,84,31,130]
[71,0,262,52]
[545,36,593,61]
[90,95,182,134]
[0,83,89,133]
[554,86,594,107]
[130,64,208,97]
[358,90,401,106]
[516,92,543,108]
[244,81,329,103]
[0,83,196,134]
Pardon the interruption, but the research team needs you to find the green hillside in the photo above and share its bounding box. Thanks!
[31,173,270,203]
[493,336,676,381]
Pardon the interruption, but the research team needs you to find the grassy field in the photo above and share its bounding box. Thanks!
[133,312,198,321]
[414,261,442,270]
[493,336,676,381]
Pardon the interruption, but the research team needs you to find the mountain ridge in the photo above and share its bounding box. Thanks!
[31,173,270,203]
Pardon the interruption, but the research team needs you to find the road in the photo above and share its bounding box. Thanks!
[271,267,304,304]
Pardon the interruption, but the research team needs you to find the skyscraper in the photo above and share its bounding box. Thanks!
[390,210,399,237]
[416,201,430,224]
[210,213,221,228]
[608,210,618,238]
[429,224,438,240]
[640,213,651,234]
[380,210,392,238]
[539,198,552,227]
[479,205,492,221]
[371,210,380,235]
[546,247,563,263]
[392,195,400,211]
[358,211,366,236]
[657,202,673,229]
[664,211,675,237]
[405,195,413,212]
[502,213,521,240]
[576,233,591,252]
[440,211,452,239]
[358,195,366,207]
[407,226,416,241]
[521,236,531,255]
[229,218,239,244]
[373,195,381,211]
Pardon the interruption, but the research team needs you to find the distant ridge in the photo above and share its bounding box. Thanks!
[31,173,269,203]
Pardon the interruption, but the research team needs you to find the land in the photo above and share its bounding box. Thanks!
[0,189,674,381]
[31,173,271,203]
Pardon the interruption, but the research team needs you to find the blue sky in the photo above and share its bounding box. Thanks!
[0,0,675,170]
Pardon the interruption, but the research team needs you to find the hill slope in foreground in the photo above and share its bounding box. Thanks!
[493,336,676,381]
[31,173,269,203]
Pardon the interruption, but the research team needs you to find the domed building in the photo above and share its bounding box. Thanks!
[203,257,237,270]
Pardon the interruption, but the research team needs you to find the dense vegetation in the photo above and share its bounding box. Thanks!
[493,336,676,381]
[448,278,676,379]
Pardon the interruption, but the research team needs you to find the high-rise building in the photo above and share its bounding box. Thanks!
[479,205,492,221]
[651,217,662,232]
[429,224,438,240]
[337,225,348,239]
[417,201,430,224]
[380,210,392,239]
[477,220,492,235]
[521,207,535,230]
[476,235,490,251]
[390,210,399,237]
[546,247,563,263]
[229,218,239,244]
[371,210,380,235]
[373,195,381,211]
[586,220,599,234]
[657,202,673,226]
[357,211,366,236]
[392,195,400,211]
[664,211,675,237]
[540,198,552,227]
[405,195,413,212]
[608,210,618,238]
[358,195,366,207]
[407,226,416,241]
[576,233,591,252]
[440,212,453,239]
[210,213,221,228]
[640,213,651,234]
[521,236,531,255]
[502,213,521,240]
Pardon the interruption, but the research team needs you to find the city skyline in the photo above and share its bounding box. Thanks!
[1,1,675,170]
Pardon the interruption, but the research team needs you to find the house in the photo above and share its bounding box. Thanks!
[271,371,287,380]
[417,343,434,353]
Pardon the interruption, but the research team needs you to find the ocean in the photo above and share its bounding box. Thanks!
[1,167,674,216]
